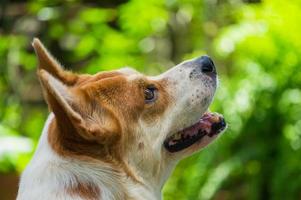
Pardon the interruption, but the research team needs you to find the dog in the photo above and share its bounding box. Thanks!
[17,38,226,200]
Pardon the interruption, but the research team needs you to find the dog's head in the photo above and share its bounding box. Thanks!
[33,38,226,189]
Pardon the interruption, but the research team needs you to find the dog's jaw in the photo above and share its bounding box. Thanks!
[152,58,223,157]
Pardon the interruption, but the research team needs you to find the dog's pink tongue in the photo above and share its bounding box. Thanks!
[182,112,220,136]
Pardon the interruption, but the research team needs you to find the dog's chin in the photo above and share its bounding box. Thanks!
[164,112,226,154]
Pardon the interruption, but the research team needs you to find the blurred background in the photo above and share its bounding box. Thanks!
[0,0,301,199]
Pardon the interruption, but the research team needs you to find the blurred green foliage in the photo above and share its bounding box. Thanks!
[0,0,301,199]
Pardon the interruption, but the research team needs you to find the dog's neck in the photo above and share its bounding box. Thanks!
[18,114,162,200]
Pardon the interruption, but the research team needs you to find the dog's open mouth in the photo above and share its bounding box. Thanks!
[164,112,226,153]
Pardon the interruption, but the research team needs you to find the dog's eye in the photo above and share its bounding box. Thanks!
[144,86,157,103]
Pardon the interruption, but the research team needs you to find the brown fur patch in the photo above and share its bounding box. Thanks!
[66,177,100,200]
[48,118,111,161]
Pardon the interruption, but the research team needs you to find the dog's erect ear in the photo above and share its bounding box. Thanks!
[34,39,119,143]
[33,38,81,135]
[38,69,82,127]
[38,69,119,143]
[32,38,78,85]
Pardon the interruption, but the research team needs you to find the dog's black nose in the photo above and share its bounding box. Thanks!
[196,56,216,74]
